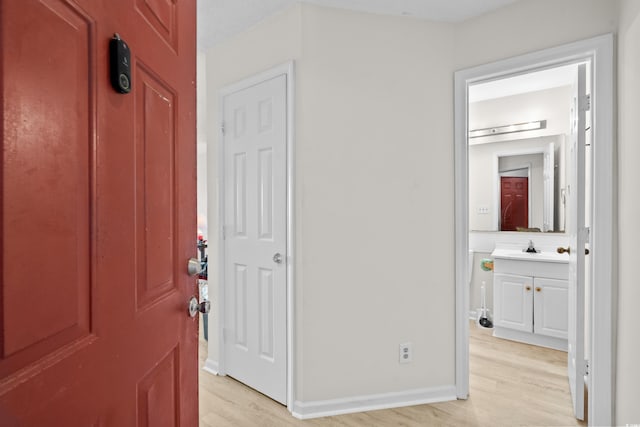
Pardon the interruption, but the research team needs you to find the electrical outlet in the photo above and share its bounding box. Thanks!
[399,343,412,364]
[477,206,490,214]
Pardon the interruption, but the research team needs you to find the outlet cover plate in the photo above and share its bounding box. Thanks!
[399,342,412,364]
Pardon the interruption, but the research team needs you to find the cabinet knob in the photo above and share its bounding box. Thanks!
[536,287,542,292]
[525,285,532,291]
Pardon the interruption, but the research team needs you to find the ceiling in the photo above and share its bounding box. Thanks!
[469,63,580,103]
[197,0,521,51]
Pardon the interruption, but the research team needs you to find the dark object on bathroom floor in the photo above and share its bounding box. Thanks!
[479,316,493,328]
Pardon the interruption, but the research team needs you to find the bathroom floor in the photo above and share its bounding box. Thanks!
[198,321,585,426]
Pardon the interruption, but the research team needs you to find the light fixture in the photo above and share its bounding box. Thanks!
[469,120,546,138]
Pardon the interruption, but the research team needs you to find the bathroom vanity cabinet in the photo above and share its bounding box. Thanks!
[491,249,569,351]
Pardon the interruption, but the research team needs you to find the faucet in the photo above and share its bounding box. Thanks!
[525,240,537,253]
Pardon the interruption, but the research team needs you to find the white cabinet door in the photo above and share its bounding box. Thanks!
[533,277,569,339]
[493,273,533,332]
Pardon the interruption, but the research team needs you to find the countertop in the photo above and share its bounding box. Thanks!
[491,248,570,264]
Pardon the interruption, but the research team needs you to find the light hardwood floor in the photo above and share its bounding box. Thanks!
[199,321,586,426]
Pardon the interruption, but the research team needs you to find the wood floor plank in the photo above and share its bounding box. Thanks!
[199,321,586,426]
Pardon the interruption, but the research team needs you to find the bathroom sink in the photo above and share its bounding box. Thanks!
[491,248,569,263]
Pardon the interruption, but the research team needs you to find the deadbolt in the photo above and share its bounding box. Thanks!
[273,253,283,264]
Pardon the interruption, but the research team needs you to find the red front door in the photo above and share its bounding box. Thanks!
[1,0,197,425]
[500,177,528,231]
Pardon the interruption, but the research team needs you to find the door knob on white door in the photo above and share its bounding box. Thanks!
[273,253,283,264]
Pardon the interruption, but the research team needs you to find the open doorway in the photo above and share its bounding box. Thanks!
[454,34,614,425]
[467,62,589,424]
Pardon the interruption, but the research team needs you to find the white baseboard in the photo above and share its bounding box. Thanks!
[469,310,477,320]
[291,385,456,420]
[203,358,219,376]
[493,327,567,351]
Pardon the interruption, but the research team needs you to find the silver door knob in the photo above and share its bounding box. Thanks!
[273,253,283,264]
[188,296,211,318]
[187,258,201,276]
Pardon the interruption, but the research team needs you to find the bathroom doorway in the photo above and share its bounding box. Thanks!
[454,34,614,424]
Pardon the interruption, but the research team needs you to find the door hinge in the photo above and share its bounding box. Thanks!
[579,94,591,112]
[221,121,226,135]
[584,359,590,376]
[579,227,590,243]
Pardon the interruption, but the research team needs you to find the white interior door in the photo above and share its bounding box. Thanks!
[566,63,587,420]
[223,74,287,404]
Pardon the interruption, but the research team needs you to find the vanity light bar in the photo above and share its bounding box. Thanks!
[469,120,547,138]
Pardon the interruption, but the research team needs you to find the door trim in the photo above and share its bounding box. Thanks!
[454,34,614,425]
[215,62,295,410]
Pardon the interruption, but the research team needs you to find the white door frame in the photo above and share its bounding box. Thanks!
[215,62,295,410]
[454,35,614,425]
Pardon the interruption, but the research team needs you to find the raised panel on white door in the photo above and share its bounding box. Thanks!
[258,98,273,133]
[234,107,246,138]
[258,267,275,361]
[234,264,248,350]
[493,273,533,332]
[258,148,273,241]
[533,277,568,339]
[233,153,247,237]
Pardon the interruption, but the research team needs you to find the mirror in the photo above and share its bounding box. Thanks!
[467,64,580,233]
[469,135,565,232]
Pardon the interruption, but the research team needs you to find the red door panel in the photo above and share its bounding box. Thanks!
[1,0,197,425]
[501,177,528,231]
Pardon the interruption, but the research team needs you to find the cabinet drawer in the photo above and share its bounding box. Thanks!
[494,258,568,280]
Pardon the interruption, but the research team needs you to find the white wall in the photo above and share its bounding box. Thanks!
[617,0,640,423]
[296,4,455,402]
[454,0,619,70]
